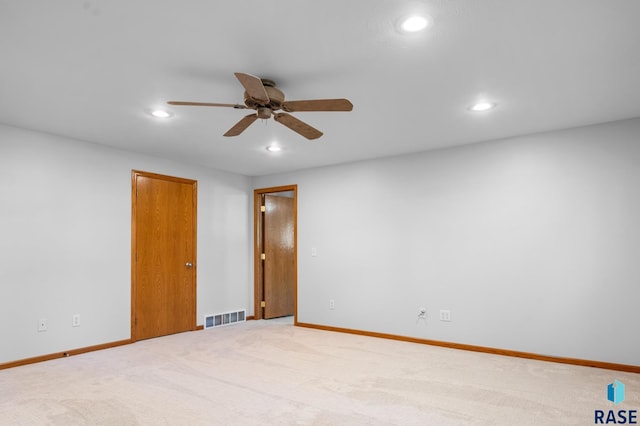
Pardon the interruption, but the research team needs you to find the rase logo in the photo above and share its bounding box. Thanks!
[595,380,637,424]
[609,380,626,405]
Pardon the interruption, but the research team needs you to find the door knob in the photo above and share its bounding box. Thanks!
[185,262,193,268]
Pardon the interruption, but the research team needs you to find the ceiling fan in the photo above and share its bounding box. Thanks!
[168,72,353,140]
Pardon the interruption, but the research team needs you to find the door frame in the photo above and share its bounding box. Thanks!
[253,185,297,323]
[131,170,198,341]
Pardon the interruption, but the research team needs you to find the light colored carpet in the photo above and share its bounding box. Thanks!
[0,317,637,425]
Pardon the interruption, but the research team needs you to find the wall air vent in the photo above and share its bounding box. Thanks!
[204,309,246,329]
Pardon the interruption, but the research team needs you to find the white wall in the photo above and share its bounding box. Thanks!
[0,124,252,364]
[253,118,640,366]
[3,118,638,366]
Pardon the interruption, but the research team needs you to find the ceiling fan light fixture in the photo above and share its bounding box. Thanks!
[266,145,282,153]
[469,102,496,112]
[400,15,430,33]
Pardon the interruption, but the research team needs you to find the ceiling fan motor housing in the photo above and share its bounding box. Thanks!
[243,79,285,110]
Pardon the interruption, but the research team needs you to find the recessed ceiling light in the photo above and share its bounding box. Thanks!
[400,15,430,32]
[149,109,173,118]
[469,102,497,112]
[266,145,282,153]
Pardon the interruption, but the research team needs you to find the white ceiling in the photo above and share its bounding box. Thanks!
[1,1,640,176]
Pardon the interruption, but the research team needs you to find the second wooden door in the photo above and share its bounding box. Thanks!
[263,194,294,319]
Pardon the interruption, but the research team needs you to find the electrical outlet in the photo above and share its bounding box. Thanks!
[329,299,335,310]
[38,318,48,332]
[439,310,451,322]
[72,314,80,327]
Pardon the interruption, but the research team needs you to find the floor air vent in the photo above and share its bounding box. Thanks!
[204,309,246,329]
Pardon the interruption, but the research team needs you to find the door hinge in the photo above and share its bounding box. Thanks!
[260,301,266,308]
[261,253,266,260]
[260,205,266,212]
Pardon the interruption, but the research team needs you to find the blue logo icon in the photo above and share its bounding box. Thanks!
[608,380,625,405]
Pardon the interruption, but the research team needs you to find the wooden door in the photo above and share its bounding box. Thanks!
[132,171,197,340]
[263,194,295,319]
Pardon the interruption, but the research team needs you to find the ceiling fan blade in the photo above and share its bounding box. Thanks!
[282,98,353,112]
[223,114,258,137]
[274,113,323,140]
[234,72,270,103]
[168,101,246,109]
